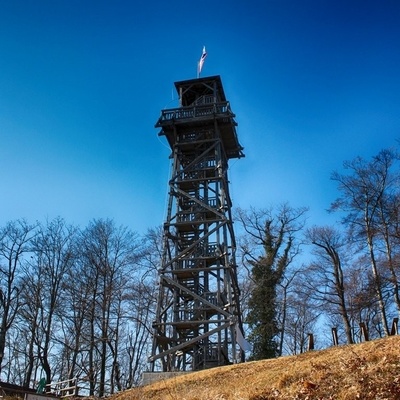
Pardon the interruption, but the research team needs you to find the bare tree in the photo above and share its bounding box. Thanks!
[122,279,154,387]
[306,226,354,344]
[345,257,392,340]
[121,227,160,388]
[27,218,77,385]
[59,254,94,389]
[282,287,319,355]
[79,219,142,397]
[1,219,156,390]
[276,269,309,356]
[331,149,399,335]
[19,263,43,387]
[375,190,400,314]
[0,220,37,376]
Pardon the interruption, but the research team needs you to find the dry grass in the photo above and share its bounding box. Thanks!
[114,336,400,400]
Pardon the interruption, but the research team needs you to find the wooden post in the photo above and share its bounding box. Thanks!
[74,377,79,397]
[360,322,369,341]
[307,333,314,351]
[390,318,399,336]
[332,327,339,346]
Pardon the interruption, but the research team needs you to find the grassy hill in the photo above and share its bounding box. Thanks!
[115,336,400,400]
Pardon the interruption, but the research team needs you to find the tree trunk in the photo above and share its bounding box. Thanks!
[367,235,389,336]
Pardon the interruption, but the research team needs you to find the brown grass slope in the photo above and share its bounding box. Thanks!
[115,336,400,400]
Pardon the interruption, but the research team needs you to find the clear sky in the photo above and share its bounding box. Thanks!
[1,0,399,234]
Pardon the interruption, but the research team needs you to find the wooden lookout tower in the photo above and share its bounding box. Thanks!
[149,75,246,372]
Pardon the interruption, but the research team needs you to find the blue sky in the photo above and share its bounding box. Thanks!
[1,0,399,234]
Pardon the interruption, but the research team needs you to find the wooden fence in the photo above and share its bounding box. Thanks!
[44,377,79,398]
[307,317,399,350]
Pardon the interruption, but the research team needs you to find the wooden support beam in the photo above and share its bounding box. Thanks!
[332,327,339,346]
[148,321,232,362]
[360,322,369,341]
[390,317,399,336]
[162,275,231,318]
[307,333,314,351]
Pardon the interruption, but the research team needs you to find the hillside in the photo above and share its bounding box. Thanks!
[115,336,400,400]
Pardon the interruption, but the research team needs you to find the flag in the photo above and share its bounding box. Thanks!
[235,324,252,352]
[198,46,207,74]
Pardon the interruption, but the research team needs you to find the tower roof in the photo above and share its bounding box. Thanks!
[174,75,226,106]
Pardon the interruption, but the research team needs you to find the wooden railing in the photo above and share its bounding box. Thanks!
[157,102,232,124]
[45,377,79,398]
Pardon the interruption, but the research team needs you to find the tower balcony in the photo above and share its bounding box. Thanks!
[156,102,244,159]
[156,102,232,124]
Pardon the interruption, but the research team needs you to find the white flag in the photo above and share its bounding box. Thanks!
[198,46,207,74]
[235,324,252,352]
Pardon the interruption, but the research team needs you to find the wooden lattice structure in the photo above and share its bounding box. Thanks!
[149,75,245,371]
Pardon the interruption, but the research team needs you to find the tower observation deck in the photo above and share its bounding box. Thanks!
[149,75,246,372]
